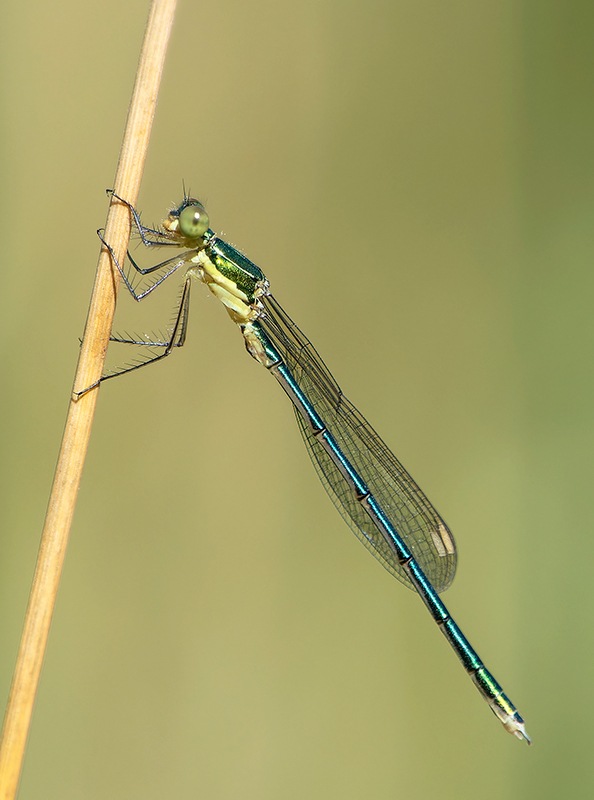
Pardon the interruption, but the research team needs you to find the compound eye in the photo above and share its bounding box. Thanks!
[178,202,209,239]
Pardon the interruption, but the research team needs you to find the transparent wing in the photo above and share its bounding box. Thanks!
[260,293,457,593]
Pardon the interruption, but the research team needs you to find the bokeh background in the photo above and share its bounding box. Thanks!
[1,1,592,797]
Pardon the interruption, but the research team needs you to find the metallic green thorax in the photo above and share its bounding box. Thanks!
[207,235,265,303]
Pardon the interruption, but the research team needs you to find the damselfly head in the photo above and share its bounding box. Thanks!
[164,198,210,241]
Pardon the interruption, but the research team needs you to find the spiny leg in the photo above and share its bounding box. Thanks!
[107,189,181,247]
[75,192,200,397]
[105,276,192,378]
[96,228,193,301]
[101,190,200,298]
[74,276,193,397]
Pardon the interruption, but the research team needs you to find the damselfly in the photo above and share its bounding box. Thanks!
[92,190,530,744]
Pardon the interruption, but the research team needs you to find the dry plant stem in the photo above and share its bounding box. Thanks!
[0,1,178,797]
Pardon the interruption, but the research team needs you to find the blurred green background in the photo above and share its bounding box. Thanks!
[1,0,592,797]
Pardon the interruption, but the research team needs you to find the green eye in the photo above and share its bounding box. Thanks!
[178,202,209,239]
